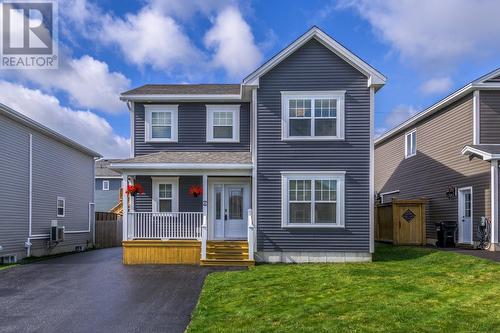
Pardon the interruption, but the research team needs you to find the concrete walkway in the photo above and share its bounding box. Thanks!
[0,248,240,333]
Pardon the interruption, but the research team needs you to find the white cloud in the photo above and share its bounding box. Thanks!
[204,6,263,79]
[16,55,130,113]
[420,77,453,95]
[148,0,236,19]
[100,7,202,73]
[0,81,130,158]
[385,104,419,128]
[339,0,500,71]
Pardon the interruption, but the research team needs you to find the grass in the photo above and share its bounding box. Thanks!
[187,244,500,333]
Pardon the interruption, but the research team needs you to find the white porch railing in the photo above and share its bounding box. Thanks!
[247,208,255,261]
[127,212,203,240]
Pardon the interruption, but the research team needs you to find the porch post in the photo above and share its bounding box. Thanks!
[247,208,255,261]
[122,174,129,241]
[201,174,208,260]
[491,160,499,248]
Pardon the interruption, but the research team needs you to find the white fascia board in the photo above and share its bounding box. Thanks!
[461,146,500,161]
[120,94,243,102]
[472,67,500,84]
[95,176,123,179]
[109,163,254,170]
[242,27,386,88]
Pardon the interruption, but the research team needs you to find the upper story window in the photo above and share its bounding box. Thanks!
[281,172,345,228]
[281,91,345,140]
[57,197,65,217]
[206,105,240,142]
[102,180,110,191]
[144,105,178,142]
[405,129,416,158]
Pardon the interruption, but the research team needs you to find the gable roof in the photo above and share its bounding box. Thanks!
[95,159,123,177]
[0,103,101,158]
[375,67,500,146]
[243,26,386,89]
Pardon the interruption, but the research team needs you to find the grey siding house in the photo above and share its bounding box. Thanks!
[95,159,122,212]
[112,27,386,265]
[0,104,100,262]
[375,69,500,251]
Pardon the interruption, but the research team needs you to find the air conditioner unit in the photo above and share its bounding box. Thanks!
[50,220,65,243]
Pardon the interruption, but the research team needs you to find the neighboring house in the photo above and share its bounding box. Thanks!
[375,69,500,251]
[111,26,386,265]
[95,159,122,212]
[0,103,100,262]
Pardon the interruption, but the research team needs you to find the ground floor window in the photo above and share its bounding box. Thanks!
[152,177,179,212]
[281,172,345,227]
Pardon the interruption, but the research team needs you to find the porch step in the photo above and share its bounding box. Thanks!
[200,259,255,267]
[203,241,253,266]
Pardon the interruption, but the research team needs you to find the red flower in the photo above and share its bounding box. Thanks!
[126,183,145,195]
[189,185,203,197]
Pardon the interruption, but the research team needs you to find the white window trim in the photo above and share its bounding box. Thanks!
[144,104,178,143]
[405,129,417,158]
[206,105,240,143]
[57,196,65,218]
[152,177,179,213]
[281,91,345,141]
[102,180,110,191]
[281,171,345,228]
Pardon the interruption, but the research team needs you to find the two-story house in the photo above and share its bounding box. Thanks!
[375,69,500,251]
[111,27,386,265]
[94,159,122,212]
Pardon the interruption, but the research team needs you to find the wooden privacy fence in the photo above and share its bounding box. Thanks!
[375,199,427,245]
[95,212,123,248]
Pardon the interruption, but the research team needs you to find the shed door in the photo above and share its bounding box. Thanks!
[397,204,423,245]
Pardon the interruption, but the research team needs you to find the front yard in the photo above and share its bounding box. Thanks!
[187,244,500,332]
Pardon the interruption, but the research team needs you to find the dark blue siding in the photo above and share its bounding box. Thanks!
[134,102,250,156]
[256,38,371,252]
[133,176,203,213]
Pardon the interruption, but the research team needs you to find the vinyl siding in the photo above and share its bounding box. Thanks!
[375,94,491,242]
[134,102,250,156]
[256,38,371,252]
[134,176,203,213]
[479,90,500,144]
[94,179,121,212]
[0,114,94,260]
[485,74,500,83]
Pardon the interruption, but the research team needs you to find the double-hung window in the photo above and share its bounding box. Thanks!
[152,177,179,213]
[145,105,178,142]
[206,105,240,142]
[57,197,65,217]
[282,172,345,228]
[281,91,345,140]
[405,129,416,158]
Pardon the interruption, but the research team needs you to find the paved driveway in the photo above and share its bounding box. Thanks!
[0,248,238,333]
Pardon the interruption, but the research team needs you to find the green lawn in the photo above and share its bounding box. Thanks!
[187,244,500,333]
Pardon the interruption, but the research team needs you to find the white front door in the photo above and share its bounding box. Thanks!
[458,187,473,244]
[213,181,249,239]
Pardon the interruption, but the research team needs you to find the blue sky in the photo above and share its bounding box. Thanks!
[1,0,500,157]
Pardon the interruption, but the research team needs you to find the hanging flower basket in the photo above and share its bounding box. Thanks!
[126,183,144,197]
[189,185,203,198]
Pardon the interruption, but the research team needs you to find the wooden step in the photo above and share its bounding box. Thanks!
[207,253,248,260]
[200,259,255,267]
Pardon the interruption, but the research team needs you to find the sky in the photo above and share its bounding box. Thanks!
[1,0,500,158]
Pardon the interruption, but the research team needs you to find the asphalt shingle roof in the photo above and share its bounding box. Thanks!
[114,151,252,165]
[121,84,241,96]
[95,159,123,177]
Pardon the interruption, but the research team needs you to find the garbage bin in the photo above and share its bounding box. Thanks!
[435,221,457,247]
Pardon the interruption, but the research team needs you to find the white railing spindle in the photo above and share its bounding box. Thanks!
[126,212,203,240]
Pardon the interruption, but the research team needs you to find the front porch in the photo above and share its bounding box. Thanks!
[110,152,256,266]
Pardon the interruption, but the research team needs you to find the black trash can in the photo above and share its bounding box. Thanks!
[435,221,457,247]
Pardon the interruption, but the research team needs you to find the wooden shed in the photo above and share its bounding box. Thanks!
[375,199,427,245]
